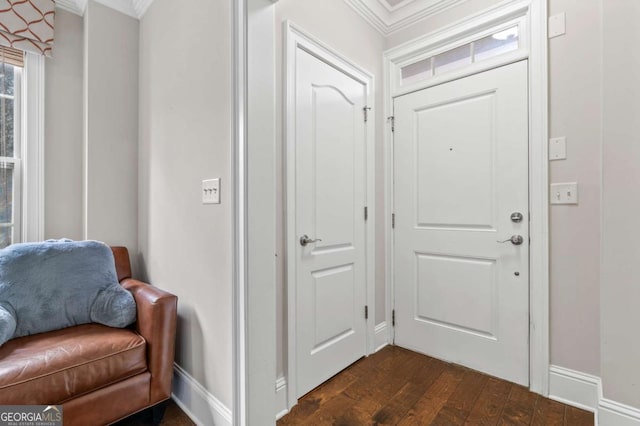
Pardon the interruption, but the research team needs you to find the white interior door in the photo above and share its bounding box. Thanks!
[294,47,367,397]
[393,61,530,385]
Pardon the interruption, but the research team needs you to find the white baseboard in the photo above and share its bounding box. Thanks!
[172,363,233,426]
[374,321,389,352]
[599,398,640,426]
[549,365,640,425]
[275,376,288,420]
[549,365,600,412]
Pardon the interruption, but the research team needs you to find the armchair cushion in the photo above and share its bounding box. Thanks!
[0,323,147,404]
[0,240,136,346]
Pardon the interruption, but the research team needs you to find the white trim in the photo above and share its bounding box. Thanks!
[384,0,531,97]
[527,0,550,396]
[82,6,88,240]
[56,0,156,19]
[275,377,288,421]
[599,398,640,426]
[383,0,550,395]
[92,0,138,19]
[233,0,248,425]
[374,322,389,352]
[548,365,600,412]
[284,21,377,410]
[383,55,395,347]
[12,68,23,244]
[548,365,640,426]
[55,0,86,16]
[344,0,468,36]
[21,53,44,243]
[172,364,233,426]
[132,0,155,18]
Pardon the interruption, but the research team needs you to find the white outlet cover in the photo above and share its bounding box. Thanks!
[202,178,220,204]
[550,182,578,205]
[549,137,567,160]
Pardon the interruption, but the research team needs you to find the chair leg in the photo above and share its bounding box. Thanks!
[151,401,168,426]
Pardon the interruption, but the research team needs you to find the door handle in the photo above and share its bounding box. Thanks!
[497,235,524,245]
[300,234,322,247]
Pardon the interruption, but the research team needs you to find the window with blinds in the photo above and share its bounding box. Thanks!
[0,46,23,248]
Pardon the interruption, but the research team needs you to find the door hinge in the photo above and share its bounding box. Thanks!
[392,213,396,229]
[363,106,371,122]
[364,206,368,221]
[387,116,395,132]
[392,309,396,327]
[365,305,369,320]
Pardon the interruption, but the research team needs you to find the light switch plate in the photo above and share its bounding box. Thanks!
[549,137,567,160]
[550,182,578,205]
[202,178,220,204]
[549,13,566,38]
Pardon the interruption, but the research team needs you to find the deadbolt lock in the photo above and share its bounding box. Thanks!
[510,212,524,223]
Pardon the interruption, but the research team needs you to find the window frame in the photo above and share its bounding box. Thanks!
[20,52,45,243]
[0,64,23,247]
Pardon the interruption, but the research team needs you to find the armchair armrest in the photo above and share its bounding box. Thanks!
[121,278,177,404]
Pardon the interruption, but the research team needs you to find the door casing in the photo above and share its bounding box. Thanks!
[284,21,377,410]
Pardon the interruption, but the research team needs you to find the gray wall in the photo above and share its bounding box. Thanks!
[601,0,640,408]
[83,1,139,264]
[274,0,387,379]
[46,3,139,257]
[548,0,601,377]
[45,9,84,240]
[138,0,234,408]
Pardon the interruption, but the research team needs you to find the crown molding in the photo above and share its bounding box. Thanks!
[132,0,155,18]
[55,0,87,16]
[55,0,155,19]
[344,0,469,35]
[92,0,137,19]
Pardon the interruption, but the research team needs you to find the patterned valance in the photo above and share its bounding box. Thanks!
[0,0,54,57]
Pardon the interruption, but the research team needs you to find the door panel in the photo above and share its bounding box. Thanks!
[394,61,529,385]
[295,48,367,397]
[416,92,496,229]
[312,85,356,249]
[311,264,356,353]
[415,253,497,339]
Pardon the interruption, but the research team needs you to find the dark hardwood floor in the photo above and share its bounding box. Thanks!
[278,346,594,425]
[114,400,194,426]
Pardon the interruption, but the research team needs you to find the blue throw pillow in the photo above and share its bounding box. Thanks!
[0,239,136,346]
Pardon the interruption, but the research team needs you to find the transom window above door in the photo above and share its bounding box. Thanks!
[400,26,519,86]
[385,3,530,98]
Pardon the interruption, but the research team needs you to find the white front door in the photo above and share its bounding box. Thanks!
[294,47,368,397]
[393,61,530,385]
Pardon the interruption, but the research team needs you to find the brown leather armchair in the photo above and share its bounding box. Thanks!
[0,247,178,426]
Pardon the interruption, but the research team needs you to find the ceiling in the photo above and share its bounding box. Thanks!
[55,0,465,33]
[345,0,468,35]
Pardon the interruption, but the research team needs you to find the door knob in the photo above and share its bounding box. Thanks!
[497,235,524,245]
[300,235,322,247]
